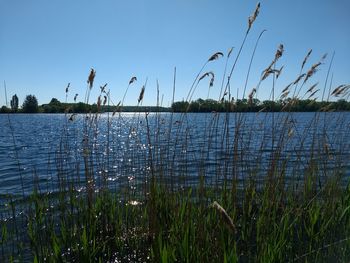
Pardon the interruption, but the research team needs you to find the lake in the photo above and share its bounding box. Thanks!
[1,112,350,198]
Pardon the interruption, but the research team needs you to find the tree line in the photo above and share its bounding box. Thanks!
[0,95,171,113]
[171,98,350,112]
[2,95,350,114]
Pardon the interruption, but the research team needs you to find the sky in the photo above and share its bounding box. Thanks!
[0,0,349,107]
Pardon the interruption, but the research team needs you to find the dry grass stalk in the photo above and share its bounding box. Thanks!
[331,84,350,97]
[288,128,294,137]
[248,2,261,32]
[87,68,96,89]
[211,201,236,233]
[228,47,234,58]
[97,96,101,108]
[320,103,334,112]
[306,82,319,93]
[276,65,284,79]
[280,90,290,99]
[208,52,224,62]
[282,83,293,93]
[281,98,296,111]
[100,83,107,93]
[301,49,313,69]
[258,107,266,112]
[248,88,256,104]
[138,85,145,103]
[308,89,319,99]
[293,74,306,85]
[112,101,121,116]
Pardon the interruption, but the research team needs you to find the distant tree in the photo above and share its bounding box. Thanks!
[49,98,61,104]
[22,95,39,113]
[10,94,19,112]
[43,98,63,113]
[0,106,11,113]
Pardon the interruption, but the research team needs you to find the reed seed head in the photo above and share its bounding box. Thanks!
[87,68,96,89]
[301,49,313,69]
[248,2,261,32]
[129,76,137,85]
[100,83,107,93]
[208,52,224,62]
[306,82,319,93]
[276,65,284,79]
[65,83,70,93]
[198,72,214,83]
[293,73,306,85]
[138,85,145,103]
[97,96,101,107]
[275,44,284,61]
[308,89,319,99]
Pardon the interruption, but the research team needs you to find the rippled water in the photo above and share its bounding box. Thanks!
[1,112,350,197]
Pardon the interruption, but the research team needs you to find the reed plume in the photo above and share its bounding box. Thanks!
[97,96,101,108]
[198,72,214,83]
[248,2,261,32]
[261,44,284,81]
[331,84,350,97]
[282,83,292,93]
[301,49,313,69]
[293,74,306,85]
[138,85,145,103]
[65,83,70,93]
[100,83,107,93]
[129,76,137,85]
[208,52,224,62]
[280,90,290,99]
[308,89,319,99]
[87,68,96,89]
[276,65,284,79]
[306,82,319,93]
[303,54,327,84]
[248,88,257,104]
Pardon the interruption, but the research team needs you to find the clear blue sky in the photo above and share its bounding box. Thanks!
[0,0,349,107]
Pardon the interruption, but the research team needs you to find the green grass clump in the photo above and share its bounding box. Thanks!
[2,173,350,262]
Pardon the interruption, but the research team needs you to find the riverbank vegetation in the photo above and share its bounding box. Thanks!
[2,97,350,114]
[1,2,350,262]
[171,98,350,112]
[0,97,171,114]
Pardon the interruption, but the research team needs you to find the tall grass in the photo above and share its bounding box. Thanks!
[1,2,350,262]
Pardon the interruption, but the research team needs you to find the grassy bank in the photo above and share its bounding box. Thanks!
[1,172,350,262]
